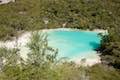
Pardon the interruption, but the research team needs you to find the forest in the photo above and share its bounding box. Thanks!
[0,0,120,80]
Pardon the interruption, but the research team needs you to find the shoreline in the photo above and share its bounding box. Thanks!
[68,51,101,66]
[75,54,101,66]
[0,28,105,66]
[42,28,107,34]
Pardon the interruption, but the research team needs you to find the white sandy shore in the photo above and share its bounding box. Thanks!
[0,28,106,66]
[42,28,107,34]
[73,53,101,66]
[42,28,108,37]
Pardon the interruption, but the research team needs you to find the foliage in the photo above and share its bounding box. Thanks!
[99,28,120,69]
[0,0,120,40]
[0,47,22,67]
[0,32,120,80]
[0,32,58,80]
[27,32,58,67]
[89,64,120,80]
[0,0,120,79]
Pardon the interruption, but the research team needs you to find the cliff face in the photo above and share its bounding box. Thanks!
[0,0,15,4]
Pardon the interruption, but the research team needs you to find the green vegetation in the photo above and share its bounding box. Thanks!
[0,32,58,80]
[0,0,120,40]
[0,0,120,79]
[0,32,119,80]
[89,64,120,80]
[99,28,120,69]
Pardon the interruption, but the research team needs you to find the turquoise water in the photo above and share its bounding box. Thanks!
[47,30,101,59]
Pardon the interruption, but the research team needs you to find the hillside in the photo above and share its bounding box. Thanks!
[0,0,120,80]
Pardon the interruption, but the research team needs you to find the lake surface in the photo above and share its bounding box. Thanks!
[47,30,102,60]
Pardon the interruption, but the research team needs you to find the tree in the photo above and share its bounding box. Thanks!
[27,31,58,67]
[99,28,120,69]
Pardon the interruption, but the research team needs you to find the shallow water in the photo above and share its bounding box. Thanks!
[47,30,101,60]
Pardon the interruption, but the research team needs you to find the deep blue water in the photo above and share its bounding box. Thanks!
[47,30,101,59]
